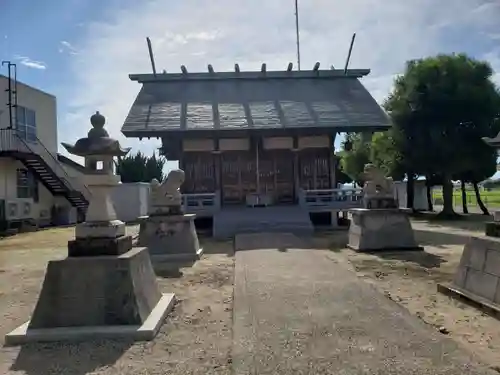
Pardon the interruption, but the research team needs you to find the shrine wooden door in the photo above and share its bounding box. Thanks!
[298,149,331,190]
[221,151,256,205]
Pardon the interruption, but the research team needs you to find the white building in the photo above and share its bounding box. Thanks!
[0,74,89,229]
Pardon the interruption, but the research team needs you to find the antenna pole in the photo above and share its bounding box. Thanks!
[146,37,157,77]
[294,0,301,71]
[343,33,356,74]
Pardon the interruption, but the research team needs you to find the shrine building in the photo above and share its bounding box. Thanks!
[121,63,390,238]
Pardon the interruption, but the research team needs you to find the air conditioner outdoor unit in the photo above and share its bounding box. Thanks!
[3,199,35,221]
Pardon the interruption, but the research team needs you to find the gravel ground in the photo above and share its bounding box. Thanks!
[2,218,500,373]
[316,219,500,372]
[233,244,494,374]
[0,227,234,375]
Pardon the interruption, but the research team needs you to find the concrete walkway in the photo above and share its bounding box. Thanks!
[232,242,494,374]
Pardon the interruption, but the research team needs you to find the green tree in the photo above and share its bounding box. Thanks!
[384,53,500,218]
[455,141,499,215]
[369,130,405,180]
[338,133,371,186]
[116,151,166,183]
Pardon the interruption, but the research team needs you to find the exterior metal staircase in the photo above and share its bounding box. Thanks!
[0,129,90,209]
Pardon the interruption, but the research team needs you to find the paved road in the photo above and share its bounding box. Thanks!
[232,238,494,374]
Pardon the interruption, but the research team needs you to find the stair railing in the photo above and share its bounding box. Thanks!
[2,129,91,202]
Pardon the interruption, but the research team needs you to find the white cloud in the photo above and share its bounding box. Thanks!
[15,55,47,70]
[60,0,500,165]
[59,40,79,55]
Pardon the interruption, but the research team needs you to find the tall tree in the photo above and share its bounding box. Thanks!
[369,130,405,180]
[384,54,500,218]
[338,133,371,186]
[116,151,166,183]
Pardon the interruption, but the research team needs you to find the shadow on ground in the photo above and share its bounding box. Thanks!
[153,259,195,278]
[412,212,490,233]
[10,339,133,375]
[233,233,320,252]
[414,229,472,247]
[199,235,234,256]
[366,249,446,269]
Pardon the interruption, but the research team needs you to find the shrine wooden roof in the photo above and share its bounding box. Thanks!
[121,66,391,138]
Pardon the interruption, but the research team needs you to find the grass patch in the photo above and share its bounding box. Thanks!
[432,187,500,208]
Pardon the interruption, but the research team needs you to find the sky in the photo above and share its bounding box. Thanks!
[1,0,500,174]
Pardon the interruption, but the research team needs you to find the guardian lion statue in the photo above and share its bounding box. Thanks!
[362,164,397,209]
[149,169,185,215]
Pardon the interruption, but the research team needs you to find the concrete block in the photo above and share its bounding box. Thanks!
[495,282,500,304]
[464,268,498,301]
[5,247,175,345]
[347,208,421,251]
[452,266,468,288]
[75,219,125,239]
[68,235,132,257]
[5,293,175,345]
[457,243,472,268]
[468,242,487,271]
[485,249,500,277]
[138,214,202,262]
[442,236,500,312]
[485,222,500,237]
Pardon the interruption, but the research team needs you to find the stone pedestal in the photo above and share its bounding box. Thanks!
[5,111,175,345]
[485,221,500,238]
[138,213,203,262]
[438,236,500,315]
[348,208,421,251]
[5,247,175,345]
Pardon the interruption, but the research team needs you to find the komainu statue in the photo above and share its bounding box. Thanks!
[149,169,185,215]
[362,164,397,209]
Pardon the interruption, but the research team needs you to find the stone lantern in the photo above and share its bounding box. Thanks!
[5,112,175,345]
[60,111,131,254]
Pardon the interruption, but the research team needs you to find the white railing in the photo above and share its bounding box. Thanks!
[182,192,221,215]
[298,188,363,210]
[0,129,91,202]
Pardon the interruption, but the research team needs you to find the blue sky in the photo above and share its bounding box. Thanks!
[1,0,500,175]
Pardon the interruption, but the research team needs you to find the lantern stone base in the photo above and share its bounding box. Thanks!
[4,247,175,345]
[348,208,421,252]
[68,234,133,257]
[138,213,203,262]
[75,219,126,239]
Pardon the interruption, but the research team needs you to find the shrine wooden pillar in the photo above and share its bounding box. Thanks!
[213,138,222,206]
[292,136,300,202]
[329,134,336,189]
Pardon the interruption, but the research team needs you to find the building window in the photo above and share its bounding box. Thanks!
[16,106,37,142]
[16,168,39,202]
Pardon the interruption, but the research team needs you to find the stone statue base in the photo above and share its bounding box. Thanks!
[138,213,203,262]
[69,220,131,257]
[347,208,421,252]
[364,197,398,209]
[485,221,500,238]
[75,219,125,239]
[5,247,175,345]
[438,236,500,316]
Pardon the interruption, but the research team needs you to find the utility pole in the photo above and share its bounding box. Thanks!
[294,0,301,71]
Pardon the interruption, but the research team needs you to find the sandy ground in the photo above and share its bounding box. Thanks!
[0,227,234,375]
[315,215,500,371]
[1,216,500,373]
